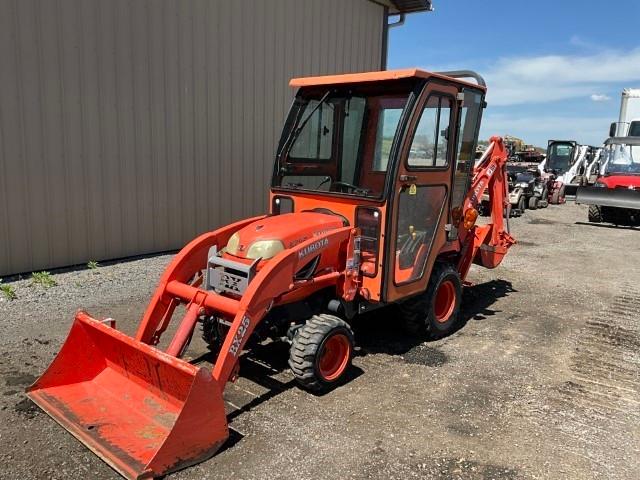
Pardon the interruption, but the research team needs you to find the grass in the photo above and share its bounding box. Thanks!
[31,271,57,288]
[87,260,99,270]
[0,279,17,300]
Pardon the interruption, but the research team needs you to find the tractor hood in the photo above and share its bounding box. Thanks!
[599,175,640,189]
[225,212,346,260]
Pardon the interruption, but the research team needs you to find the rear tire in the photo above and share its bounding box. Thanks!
[289,314,354,394]
[399,263,463,340]
[541,187,549,207]
[588,205,603,223]
[528,196,538,210]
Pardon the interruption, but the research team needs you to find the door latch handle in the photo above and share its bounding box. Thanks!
[399,174,417,182]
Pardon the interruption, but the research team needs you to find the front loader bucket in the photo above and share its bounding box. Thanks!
[576,186,640,210]
[27,312,229,479]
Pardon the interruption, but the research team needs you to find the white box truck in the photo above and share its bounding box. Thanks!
[610,88,640,137]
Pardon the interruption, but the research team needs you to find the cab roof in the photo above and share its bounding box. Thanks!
[289,68,487,92]
[605,136,640,146]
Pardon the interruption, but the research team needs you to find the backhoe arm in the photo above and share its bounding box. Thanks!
[456,136,515,280]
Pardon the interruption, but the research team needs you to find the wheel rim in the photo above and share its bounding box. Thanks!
[434,280,456,324]
[318,333,351,381]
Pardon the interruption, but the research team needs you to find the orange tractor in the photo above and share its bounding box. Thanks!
[28,69,514,479]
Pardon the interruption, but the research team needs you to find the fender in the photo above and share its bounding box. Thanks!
[212,226,354,386]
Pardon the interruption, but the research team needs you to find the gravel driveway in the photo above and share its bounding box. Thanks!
[1,203,638,479]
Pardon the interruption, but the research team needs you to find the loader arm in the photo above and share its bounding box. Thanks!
[457,136,515,280]
[27,222,355,480]
[136,215,266,345]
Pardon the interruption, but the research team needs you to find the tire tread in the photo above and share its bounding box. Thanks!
[288,314,354,393]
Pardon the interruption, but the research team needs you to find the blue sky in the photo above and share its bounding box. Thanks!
[388,0,640,147]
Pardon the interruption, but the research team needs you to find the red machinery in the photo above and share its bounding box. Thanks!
[28,69,515,479]
[577,136,640,224]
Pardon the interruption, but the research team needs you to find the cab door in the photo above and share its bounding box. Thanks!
[385,82,459,302]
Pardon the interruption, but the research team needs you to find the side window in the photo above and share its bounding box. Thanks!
[408,96,452,168]
[451,90,483,211]
[435,100,451,166]
[290,100,334,161]
[341,97,366,183]
[374,107,403,171]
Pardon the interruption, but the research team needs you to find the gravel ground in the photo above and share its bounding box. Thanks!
[1,203,639,480]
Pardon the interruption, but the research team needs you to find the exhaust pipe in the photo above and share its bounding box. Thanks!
[576,186,640,210]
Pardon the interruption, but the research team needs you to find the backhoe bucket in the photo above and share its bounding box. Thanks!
[576,186,640,210]
[27,312,229,479]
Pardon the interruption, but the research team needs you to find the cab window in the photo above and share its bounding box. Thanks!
[275,88,411,198]
[289,100,334,161]
[408,96,452,168]
[374,106,403,171]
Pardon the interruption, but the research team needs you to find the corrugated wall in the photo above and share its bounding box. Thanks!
[0,0,385,275]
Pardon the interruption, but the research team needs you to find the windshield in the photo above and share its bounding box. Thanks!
[515,172,535,184]
[604,143,640,175]
[273,88,411,198]
[546,142,575,174]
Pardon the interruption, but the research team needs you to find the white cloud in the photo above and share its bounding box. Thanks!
[481,48,640,106]
[479,113,611,147]
[590,94,611,102]
[569,35,601,50]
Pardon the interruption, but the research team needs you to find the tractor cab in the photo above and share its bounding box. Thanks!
[270,69,487,302]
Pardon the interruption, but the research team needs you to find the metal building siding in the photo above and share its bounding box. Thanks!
[0,0,384,276]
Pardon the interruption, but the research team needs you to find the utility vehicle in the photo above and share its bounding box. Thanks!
[577,137,640,225]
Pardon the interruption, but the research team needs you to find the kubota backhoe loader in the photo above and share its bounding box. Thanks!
[27,69,515,479]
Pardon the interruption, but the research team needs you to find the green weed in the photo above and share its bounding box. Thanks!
[0,279,17,300]
[31,271,57,288]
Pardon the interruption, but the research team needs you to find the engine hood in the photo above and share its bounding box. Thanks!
[600,175,640,189]
[226,212,346,260]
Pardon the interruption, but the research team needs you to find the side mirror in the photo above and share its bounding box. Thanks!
[609,122,617,138]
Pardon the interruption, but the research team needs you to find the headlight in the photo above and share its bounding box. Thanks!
[246,240,285,260]
[226,232,240,255]
[517,182,529,188]
[593,181,606,188]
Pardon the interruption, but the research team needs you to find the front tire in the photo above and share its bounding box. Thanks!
[588,205,603,223]
[528,196,539,210]
[517,195,526,212]
[289,314,354,394]
[399,263,463,340]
